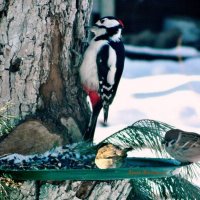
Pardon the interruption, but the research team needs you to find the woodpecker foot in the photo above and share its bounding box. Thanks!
[100,121,108,127]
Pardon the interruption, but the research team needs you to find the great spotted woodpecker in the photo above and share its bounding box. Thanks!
[80,16,125,141]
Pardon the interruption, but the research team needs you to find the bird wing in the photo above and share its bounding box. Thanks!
[178,132,200,150]
[96,44,117,122]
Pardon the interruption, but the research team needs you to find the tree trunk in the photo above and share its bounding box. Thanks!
[0,0,91,143]
[0,0,132,199]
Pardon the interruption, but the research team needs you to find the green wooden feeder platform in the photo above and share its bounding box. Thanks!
[0,157,188,181]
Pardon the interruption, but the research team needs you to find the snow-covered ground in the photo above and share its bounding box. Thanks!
[95,73,200,142]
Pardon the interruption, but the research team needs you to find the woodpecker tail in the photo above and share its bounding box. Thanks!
[84,101,102,142]
[103,105,109,124]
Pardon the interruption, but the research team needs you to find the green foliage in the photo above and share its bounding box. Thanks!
[128,176,200,200]
[0,103,14,136]
[0,105,18,200]
[128,179,156,200]
[101,119,173,156]
[179,162,200,181]
[0,175,21,200]
[151,176,200,200]
[101,119,200,200]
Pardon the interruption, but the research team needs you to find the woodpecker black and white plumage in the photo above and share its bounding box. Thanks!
[80,16,125,141]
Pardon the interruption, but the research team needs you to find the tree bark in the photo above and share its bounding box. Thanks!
[0,0,132,199]
[0,0,91,142]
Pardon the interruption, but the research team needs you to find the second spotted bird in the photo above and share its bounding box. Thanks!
[80,16,125,141]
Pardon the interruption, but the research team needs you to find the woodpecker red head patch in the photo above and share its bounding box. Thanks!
[118,19,124,28]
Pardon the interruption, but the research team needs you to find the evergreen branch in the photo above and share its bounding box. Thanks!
[150,176,200,200]
[178,162,200,181]
[0,174,21,200]
[0,103,14,136]
[100,119,173,156]
[128,179,156,200]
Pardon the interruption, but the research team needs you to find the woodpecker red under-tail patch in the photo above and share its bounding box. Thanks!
[80,16,125,141]
[83,86,101,108]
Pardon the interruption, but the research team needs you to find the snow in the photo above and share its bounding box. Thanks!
[124,57,200,78]
[125,45,200,57]
[94,75,200,142]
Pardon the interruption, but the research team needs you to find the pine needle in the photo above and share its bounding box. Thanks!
[100,119,173,156]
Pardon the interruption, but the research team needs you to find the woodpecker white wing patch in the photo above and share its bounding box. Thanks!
[95,44,119,122]
[107,46,117,85]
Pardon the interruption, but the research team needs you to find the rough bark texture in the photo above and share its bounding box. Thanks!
[0,0,132,199]
[0,0,90,142]
[9,180,132,200]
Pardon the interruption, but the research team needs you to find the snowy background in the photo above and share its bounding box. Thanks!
[94,46,200,143]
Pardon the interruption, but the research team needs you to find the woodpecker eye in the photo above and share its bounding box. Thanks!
[100,19,105,23]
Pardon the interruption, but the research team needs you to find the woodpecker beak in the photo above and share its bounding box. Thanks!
[90,24,99,33]
[84,25,99,33]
